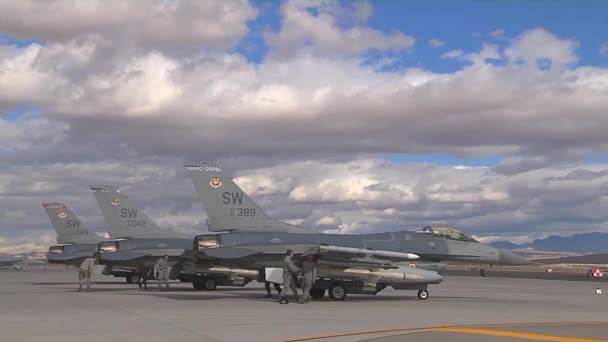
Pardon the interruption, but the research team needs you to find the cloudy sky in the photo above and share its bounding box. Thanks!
[1,0,608,253]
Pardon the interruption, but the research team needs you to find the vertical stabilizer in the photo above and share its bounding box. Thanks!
[42,203,102,244]
[184,162,312,233]
[90,185,179,239]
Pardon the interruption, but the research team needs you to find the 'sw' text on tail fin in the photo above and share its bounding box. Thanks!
[184,161,313,233]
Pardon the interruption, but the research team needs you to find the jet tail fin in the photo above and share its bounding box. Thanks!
[42,203,102,244]
[90,185,180,239]
[184,162,313,233]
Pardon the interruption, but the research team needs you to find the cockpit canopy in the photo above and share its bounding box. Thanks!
[416,226,478,243]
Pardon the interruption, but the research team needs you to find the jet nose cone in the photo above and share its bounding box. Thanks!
[498,249,530,265]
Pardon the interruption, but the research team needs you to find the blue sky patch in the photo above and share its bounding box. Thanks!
[2,106,41,122]
[232,0,282,64]
[233,0,608,70]
[0,35,44,48]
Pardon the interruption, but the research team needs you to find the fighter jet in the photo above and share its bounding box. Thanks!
[0,254,28,270]
[184,162,529,300]
[90,185,258,290]
[43,202,140,282]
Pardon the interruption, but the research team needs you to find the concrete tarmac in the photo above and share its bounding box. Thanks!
[1,269,607,342]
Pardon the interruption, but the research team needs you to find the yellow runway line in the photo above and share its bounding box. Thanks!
[276,322,608,342]
[276,327,429,342]
[433,327,608,342]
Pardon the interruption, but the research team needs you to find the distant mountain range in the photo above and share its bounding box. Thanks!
[490,232,608,254]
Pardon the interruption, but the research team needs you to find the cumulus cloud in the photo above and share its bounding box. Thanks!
[441,49,464,59]
[429,38,445,48]
[264,0,415,58]
[467,43,502,65]
[494,156,555,176]
[0,0,258,54]
[1,1,608,252]
[4,37,608,162]
[505,28,578,70]
[3,157,608,254]
[489,29,506,39]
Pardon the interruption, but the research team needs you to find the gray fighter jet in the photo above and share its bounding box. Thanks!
[0,254,28,270]
[90,185,258,290]
[184,162,529,300]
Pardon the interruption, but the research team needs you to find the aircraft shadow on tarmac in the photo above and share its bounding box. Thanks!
[25,281,531,303]
[28,281,151,292]
[49,286,142,293]
[68,288,142,293]
[147,292,482,302]
[29,281,132,285]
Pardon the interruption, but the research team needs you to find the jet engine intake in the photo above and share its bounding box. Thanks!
[48,245,66,254]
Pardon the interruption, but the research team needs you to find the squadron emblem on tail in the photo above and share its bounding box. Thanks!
[210,176,222,188]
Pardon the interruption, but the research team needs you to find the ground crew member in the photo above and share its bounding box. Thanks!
[78,254,97,292]
[155,255,170,290]
[279,249,300,304]
[299,255,318,304]
[138,266,153,290]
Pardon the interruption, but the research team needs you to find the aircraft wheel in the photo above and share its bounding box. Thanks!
[417,289,429,300]
[328,283,347,301]
[129,274,140,284]
[203,277,217,291]
[310,288,325,299]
